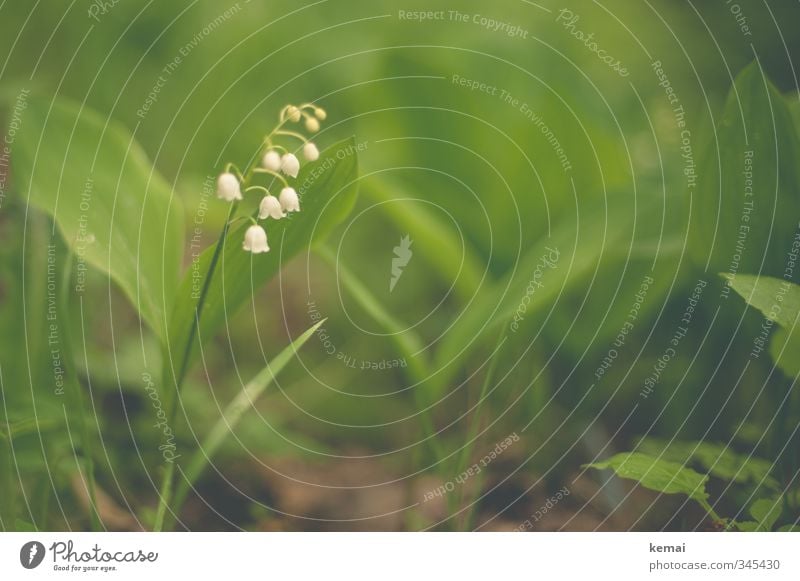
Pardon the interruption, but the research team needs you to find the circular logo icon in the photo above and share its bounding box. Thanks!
[20,541,45,569]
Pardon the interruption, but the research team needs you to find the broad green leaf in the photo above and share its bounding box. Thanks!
[586,452,709,502]
[429,194,642,401]
[361,175,484,302]
[778,524,800,532]
[317,246,427,382]
[637,438,779,490]
[723,274,800,377]
[14,96,184,338]
[689,63,800,276]
[169,320,325,524]
[164,138,359,388]
[749,497,782,531]
[723,274,800,328]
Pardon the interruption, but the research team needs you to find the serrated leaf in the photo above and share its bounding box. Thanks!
[163,137,359,387]
[586,452,709,502]
[637,438,779,490]
[690,63,800,276]
[14,96,184,338]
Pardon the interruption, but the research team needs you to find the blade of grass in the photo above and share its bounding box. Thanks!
[316,247,444,462]
[165,319,325,529]
[59,247,100,530]
[153,201,238,532]
[450,325,507,529]
[361,176,484,303]
[0,429,13,531]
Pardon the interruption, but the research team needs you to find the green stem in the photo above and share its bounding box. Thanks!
[699,498,723,524]
[153,201,238,532]
[314,248,446,461]
[252,168,289,188]
[449,325,506,529]
[0,430,13,531]
[59,246,101,530]
[273,130,308,144]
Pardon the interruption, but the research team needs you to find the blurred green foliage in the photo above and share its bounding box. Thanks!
[1,0,799,530]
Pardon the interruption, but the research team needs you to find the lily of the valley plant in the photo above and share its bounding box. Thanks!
[152,102,327,531]
[215,102,326,252]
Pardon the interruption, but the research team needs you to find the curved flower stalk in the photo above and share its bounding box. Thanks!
[153,101,327,532]
[214,101,329,253]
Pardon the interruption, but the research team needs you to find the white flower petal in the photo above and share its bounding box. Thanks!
[280,153,300,178]
[243,224,269,253]
[262,150,282,172]
[279,187,300,213]
[259,195,285,220]
[303,142,320,161]
[216,172,242,202]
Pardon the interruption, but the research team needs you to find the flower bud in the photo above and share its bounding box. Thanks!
[314,107,327,120]
[279,187,300,213]
[286,105,301,122]
[262,150,282,171]
[305,117,320,133]
[259,195,285,220]
[303,142,320,161]
[216,172,242,202]
[280,153,300,178]
[243,224,269,253]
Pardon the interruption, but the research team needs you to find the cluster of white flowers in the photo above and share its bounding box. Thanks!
[215,102,327,253]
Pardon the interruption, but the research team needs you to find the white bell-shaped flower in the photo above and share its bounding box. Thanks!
[243,224,269,253]
[259,195,285,220]
[280,153,300,178]
[216,172,242,202]
[314,107,327,120]
[279,187,300,213]
[303,142,320,161]
[305,117,320,133]
[286,105,301,122]
[262,150,282,172]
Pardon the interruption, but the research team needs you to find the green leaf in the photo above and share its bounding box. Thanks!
[723,274,800,377]
[586,452,709,502]
[723,274,800,328]
[637,438,780,490]
[164,137,359,387]
[14,519,37,532]
[13,96,184,338]
[428,194,641,401]
[690,63,800,276]
[769,326,800,378]
[778,524,800,532]
[168,320,325,524]
[749,497,782,531]
[736,521,759,531]
[316,246,427,381]
[360,175,484,302]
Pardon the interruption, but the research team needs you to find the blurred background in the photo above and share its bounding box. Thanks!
[1,0,799,531]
